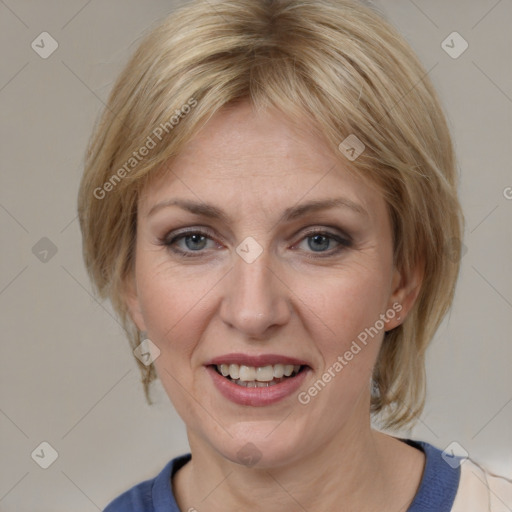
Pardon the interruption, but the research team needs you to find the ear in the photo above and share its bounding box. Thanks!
[121,274,147,333]
[385,260,424,331]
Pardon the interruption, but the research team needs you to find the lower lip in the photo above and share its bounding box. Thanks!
[206,366,309,406]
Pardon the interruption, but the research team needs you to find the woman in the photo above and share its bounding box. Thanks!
[78,0,512,510]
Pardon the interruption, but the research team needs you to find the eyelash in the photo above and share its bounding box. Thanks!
[159,227,352,259]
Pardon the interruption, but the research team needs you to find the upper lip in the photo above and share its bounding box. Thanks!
[205,353,310,367]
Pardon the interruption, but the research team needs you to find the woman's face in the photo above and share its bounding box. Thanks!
[126,101,411,468]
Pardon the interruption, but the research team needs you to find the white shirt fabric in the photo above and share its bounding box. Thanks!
[451,459,512,511]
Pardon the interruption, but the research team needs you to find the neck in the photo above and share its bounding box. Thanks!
[173,415,409,511]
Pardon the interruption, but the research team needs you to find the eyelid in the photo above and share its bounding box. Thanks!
[160,225,350,245]
[291,228,352,258]
[161,226,218,244]
[298,226,352,244]
[158,227,225,259]
[159,225,353,259]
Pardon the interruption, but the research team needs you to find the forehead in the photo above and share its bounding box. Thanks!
[139,101,381,219]
[175,102,329,175]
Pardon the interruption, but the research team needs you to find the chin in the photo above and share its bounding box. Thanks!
[212,425,309,470]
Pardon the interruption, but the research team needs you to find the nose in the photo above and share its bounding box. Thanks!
[219,247,291,338]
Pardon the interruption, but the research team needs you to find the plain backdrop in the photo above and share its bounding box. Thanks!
[1,0,511,510]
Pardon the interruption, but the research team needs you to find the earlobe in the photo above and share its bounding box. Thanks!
[385,262,424,331]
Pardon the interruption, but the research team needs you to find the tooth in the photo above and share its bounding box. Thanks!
[228,364,239,379]
[256,365,274,382]
[283,365,294,377]
[219,362,304,383]
[273,364,285,378]
[239,365,256,381]
[246,381,257,388]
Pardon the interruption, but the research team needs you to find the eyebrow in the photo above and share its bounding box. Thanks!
[147,197,368,222]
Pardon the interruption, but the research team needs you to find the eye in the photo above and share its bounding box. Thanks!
[180,233,209,251]
[295,229,352,257]
[160,227,352,259]
[161,229,220,257]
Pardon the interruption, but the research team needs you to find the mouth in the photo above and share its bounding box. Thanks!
[205,354,311,406]
[211,363,307,388]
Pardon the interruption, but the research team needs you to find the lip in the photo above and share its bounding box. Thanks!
[206,364,310,407]
[205,353,310,367]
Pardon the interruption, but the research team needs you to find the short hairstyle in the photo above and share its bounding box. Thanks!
[78,0,464,429]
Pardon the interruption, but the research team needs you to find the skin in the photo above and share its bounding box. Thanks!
[125,100,425,511]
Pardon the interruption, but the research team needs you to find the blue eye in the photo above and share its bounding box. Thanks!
[164,230,216,256]
[161,228,351,258]
[308,233,334,252]
[296,230,352,257]
[181,233,209,251]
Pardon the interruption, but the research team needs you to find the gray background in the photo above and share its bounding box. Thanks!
[1,0,511,510]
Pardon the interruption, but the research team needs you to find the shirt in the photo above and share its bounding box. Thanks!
[104,439,512,511]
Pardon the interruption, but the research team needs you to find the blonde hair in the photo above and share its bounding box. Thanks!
[78,0,464,429]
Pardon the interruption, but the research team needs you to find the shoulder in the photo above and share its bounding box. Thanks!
[401,439,460,511]
[451,459,512,512]
[401,438,512,511]
[103,454,191,512]
[103,476,156,512]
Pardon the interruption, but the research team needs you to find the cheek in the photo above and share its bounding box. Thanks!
[297,269,389,409]
[134,257,225,366]
[135,265,210,411]
[298,261,391,339]
[295,262,392,406]
[131,246,232,432]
